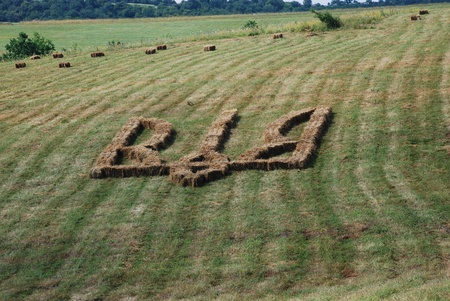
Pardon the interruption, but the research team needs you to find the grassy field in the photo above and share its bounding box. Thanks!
[0,5,449,301]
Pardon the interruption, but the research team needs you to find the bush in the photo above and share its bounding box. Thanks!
[242,20,261,36]
[3,32,55,60]
[310,9,342,29]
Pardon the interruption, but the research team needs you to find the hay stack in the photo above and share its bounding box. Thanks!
[53,53,64,58]
[145,48,156,54]
[411,15,421,20]
[15,62,26,68]
[419,10,429,15]
[157,45,167,50]
[204,45,216,51]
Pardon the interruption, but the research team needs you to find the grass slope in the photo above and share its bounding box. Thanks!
[0,5,449,301]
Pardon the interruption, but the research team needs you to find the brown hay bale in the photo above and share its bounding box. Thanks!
[156,45,167,50]
[15,62,26,68]
[91,52,105,57]
[419,10,429,15]
[204,45,216,51]
[30,55,41,60]
[273,33,283,39]
[410,15,421,20]
[59,62,71,68]
[53,53,64,58]
[145,48,156,54]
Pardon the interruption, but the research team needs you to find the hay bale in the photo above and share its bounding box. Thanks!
[204,45,216,51]
[91,52,105,57]
[145,48,156,54]
[30,55,41,60]
[59,62,71,68]
[419,10,429,15]
[273,33,283,39]
[15,62,26,68]
[156,45,167,50]
[410,15,421,20]
[53,53,64,58]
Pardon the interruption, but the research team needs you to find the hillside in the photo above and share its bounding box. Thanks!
[0,7,449,300]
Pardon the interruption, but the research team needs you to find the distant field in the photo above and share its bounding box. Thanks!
[0,12,316,52]
[0,4,449,301]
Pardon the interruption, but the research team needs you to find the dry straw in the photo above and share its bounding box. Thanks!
[204,45,216,51]
[58,62,71,68]
[168,109,237,187]
[273,33,284,39]
[91,52,105,57]
[90,117,174,179]
[15,62,26,68]
[91,107,332,186]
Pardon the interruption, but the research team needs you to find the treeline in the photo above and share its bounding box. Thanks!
[0,0,447,22]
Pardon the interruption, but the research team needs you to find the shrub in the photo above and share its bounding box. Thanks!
[2,32,55,60]
[242,20,261,36]
[310,9,343,29]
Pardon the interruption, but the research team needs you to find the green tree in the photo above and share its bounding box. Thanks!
[3,32,55,60]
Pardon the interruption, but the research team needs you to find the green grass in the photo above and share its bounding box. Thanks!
[0,4,449,300]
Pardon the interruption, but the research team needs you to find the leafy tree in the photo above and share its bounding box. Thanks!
[3,32,55,60]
